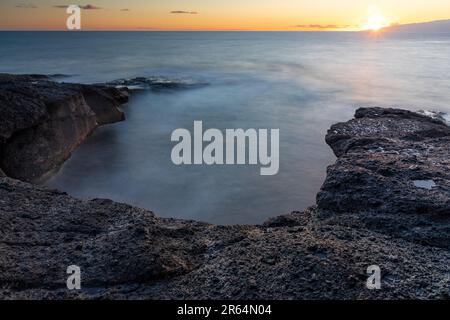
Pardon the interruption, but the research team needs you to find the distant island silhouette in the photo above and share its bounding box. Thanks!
[384,19,450,33]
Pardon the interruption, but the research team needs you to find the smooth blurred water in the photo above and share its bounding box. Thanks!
[1,31,449,224]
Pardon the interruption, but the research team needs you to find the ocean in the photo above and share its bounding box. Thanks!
[1,31,449,224]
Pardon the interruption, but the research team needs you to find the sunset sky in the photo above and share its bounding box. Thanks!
[1,0,450,31]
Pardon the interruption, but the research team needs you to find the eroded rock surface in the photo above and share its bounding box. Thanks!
[0,74,128,183]
[0,107,449,299]
[317,107,450,249]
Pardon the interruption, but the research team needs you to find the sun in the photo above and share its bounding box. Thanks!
[363,6,390,31]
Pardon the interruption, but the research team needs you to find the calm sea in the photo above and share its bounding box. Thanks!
[1,31,449,224]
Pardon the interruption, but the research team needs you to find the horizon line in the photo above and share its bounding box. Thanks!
[1,18,449,32]
[0,29,362,32]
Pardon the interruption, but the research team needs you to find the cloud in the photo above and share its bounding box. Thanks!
[170,11,198,15]
[15,3,37,8]
[53,4,101,10]
[81,4,100,10]
[120,8,130,12]
[294,24,349,29]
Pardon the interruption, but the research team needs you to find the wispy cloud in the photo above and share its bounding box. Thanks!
[170,11,198,15]
[15,3,37,9]
[80,4,100,10]
[120,8,130,12]
[53,4,101,10]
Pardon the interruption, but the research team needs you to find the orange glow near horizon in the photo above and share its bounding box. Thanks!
[0,1,449,31]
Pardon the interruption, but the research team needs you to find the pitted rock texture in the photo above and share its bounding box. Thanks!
[317,107,450,249]
[0,107,449,300]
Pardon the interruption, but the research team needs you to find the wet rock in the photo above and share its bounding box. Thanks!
[80,85,128,125]
[0,74,128,182]
[104,76,208,91]
[417,109,450,125]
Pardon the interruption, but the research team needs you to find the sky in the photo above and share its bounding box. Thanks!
[1,0,450,31]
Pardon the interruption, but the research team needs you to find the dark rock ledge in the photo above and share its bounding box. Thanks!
[0,75,449,299]
[0,74,129,183]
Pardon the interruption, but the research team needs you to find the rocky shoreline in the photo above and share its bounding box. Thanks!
[0,75,449,299]
[0,74,129,183]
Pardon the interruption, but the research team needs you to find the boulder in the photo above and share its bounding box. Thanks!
[0,74,128,183]
[317,107,450,248]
